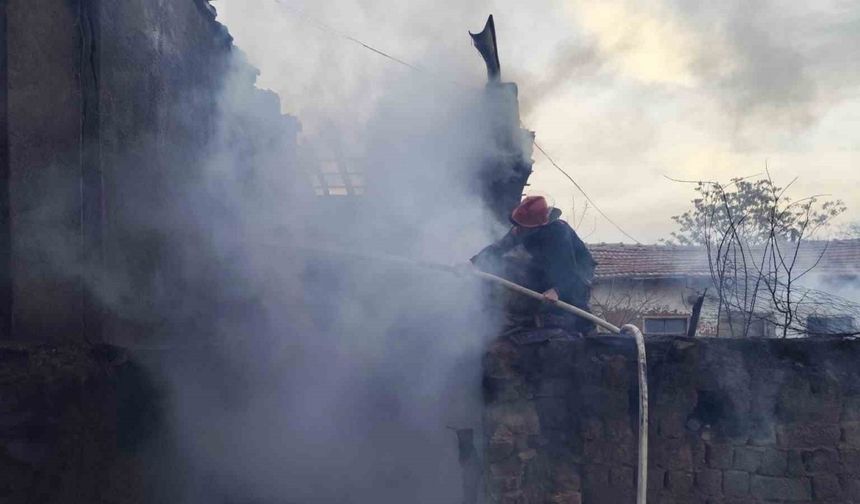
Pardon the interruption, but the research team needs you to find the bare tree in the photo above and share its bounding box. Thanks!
[666,173,854,337]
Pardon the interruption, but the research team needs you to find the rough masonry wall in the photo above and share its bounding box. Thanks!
[0,343,159,504]
[483,334,860,503]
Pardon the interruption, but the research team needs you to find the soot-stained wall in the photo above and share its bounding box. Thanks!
[5,0,90,342]
[3,0,300,343]
[0,343,160,504]
[483,334,860,504]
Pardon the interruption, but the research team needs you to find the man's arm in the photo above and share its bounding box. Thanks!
[470,228,518,266]
[541,223,580,302]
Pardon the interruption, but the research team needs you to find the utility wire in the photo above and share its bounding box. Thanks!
[343,36,420,71]
[272,0,420,71]
[267,0,642,243]
[272,0,472,90]
[534,141,642,243]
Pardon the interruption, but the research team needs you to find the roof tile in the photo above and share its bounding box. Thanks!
[589,239,860,280]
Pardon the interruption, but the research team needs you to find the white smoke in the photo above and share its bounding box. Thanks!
[141,15,515,504]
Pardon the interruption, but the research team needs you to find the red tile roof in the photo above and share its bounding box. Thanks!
[589,239,860,280]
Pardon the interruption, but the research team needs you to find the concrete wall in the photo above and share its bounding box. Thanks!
[483,334,860,503]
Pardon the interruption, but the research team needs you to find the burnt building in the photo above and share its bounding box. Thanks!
[1,0,301,344]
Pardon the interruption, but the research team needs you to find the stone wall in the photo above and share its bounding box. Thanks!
[0,342,159,503]
[483,334,860,503]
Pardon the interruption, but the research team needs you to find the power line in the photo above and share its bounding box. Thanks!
[533,141,642,244]
[271,0,471,90]
[266,1,642,243]
[343,35,420,71]
[271,1,420,71]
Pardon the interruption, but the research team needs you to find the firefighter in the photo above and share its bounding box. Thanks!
[470,195,596,334]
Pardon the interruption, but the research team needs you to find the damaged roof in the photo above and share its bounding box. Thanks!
[589,239,860,280]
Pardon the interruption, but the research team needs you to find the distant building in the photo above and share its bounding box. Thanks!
[589,239,860,337]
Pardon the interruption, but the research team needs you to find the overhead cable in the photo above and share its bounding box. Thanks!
[534,141,642,243]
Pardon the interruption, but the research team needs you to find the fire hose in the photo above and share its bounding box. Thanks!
[456,265,648,504]
[309,248,649,504]
[434,261,648,504]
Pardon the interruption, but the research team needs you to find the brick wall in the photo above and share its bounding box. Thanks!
[483,334,860,503]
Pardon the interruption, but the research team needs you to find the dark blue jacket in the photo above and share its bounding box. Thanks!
[470,220,595,308]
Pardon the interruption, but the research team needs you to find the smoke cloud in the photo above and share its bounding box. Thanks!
[211,0,860,243]
[100,1,860,500]
[124,18,517,503]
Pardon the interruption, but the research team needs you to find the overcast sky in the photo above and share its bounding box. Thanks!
[216,0,860,244]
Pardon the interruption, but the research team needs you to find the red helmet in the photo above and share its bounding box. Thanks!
[511,195,551,228]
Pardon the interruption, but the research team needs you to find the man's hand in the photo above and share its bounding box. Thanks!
[542,288,559,303]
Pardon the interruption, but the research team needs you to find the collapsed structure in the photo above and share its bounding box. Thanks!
[468,15,535,224]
